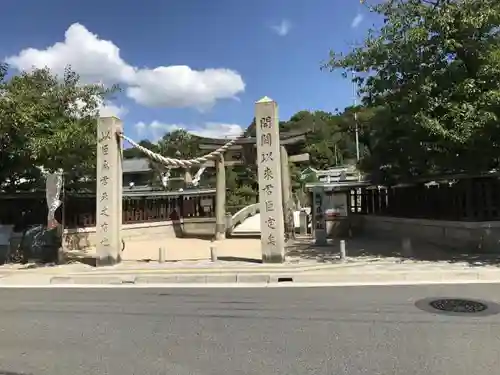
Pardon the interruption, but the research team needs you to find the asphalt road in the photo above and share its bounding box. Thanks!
[0,284,499,375]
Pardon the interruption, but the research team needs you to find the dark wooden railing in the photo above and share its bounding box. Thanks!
[0,191,216,230]
[348,176,500,222]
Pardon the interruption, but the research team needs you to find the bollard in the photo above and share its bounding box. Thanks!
[402,237,412,257]
[339,240,347,261]
[158,247,166,263]
[299,210,308,236]
[210,242,218,262]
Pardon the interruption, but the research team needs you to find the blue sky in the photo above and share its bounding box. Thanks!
[1,0,376,141]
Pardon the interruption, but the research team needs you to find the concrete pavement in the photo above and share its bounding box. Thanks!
[1,236,500,286]
[0,258,499,286]
[0,285,499,374]
[64,237,265,262]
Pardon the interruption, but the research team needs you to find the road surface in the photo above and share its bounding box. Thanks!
[0,284,499,374]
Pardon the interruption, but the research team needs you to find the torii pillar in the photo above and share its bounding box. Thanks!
[215,155,226,240]
[96,116,123,266]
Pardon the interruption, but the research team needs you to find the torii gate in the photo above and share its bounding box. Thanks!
[95,97,307,265]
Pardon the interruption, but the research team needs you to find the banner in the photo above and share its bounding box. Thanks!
[46,170,63,228]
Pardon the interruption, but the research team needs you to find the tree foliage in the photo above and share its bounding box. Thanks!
[128,110,359,211]
[326,0,500,182]
[0,65,119,191]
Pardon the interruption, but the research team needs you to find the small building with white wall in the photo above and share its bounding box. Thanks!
[305,180,371,244]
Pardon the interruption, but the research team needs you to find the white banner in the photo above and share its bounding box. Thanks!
[46,170,63,226]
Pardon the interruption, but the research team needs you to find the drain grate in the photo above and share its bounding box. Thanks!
[415,297,500,316]
[429,299,487,313]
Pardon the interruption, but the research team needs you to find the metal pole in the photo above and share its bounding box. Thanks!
[339,240,347,261]
[210,242,218,262]
[352,70,360,162]
[158,247,166,263]
[355,113,360,162]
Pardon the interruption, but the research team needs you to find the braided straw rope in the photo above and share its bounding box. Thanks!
[118,131,240,168]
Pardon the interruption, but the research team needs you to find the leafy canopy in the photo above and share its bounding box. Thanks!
[326,0,500,182]
[0,65,119,191]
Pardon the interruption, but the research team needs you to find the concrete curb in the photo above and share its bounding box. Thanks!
[4,260,376,278]
[63,261,370,277]
[48,269,500,286]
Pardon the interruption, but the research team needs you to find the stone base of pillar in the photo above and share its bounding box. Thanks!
[262,252,285,264]
[215,223,226,241]
[96,255,120,267]
[215,232,226,241]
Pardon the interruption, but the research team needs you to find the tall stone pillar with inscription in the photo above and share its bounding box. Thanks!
[312,187,327,245]
[215,154,226,240]
[96,117,123,266]
[255,97,286,263]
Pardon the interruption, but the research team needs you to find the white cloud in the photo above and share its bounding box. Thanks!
[135,120,177,140]
[5,23,245,109]
[135,121,244,141]
[98,102,128,118]
[271,19,292,36]
[351,13,364,28]
[127,66,244,109]
[6,24,134,85]
[70,97,127,118]
[189,122,244,139]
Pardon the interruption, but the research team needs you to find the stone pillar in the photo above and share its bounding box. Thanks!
[280,145,294,240]
[255,96,285,263]
[312,187,327,245]
[117,130,123,257]
[215,155,226,240]
[96,117,123,266]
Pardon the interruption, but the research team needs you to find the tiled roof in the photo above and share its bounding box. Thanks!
[122,158,151,173]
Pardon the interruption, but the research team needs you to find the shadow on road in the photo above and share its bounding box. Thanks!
[286,236,500,267]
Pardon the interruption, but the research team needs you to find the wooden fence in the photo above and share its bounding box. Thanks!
[348,175,500,222]
[0,191,216,230]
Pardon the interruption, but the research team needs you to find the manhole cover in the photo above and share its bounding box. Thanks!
[415,297,500,317]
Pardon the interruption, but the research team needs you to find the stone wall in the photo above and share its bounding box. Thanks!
[63,217,217,251]
[361,215,500,253]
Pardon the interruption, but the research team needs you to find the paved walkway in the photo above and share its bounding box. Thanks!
[1,235,499,269]
[232,210,306,233]
[64,237,264,263]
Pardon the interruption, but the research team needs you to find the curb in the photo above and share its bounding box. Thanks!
[10,260,374,277]
[63,261,370,276]
[49,269,500,286]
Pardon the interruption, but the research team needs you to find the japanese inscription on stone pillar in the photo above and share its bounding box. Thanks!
[96,117,122,264]
[255,97,285,263]
[313,187,327,245]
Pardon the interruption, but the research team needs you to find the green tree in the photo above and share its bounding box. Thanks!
[0,65,119,191]
[325,0,500,182]
[157,129,201,159]
[123,140,159,159]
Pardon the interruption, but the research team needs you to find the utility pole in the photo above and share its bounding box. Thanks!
[352,70,360,162]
